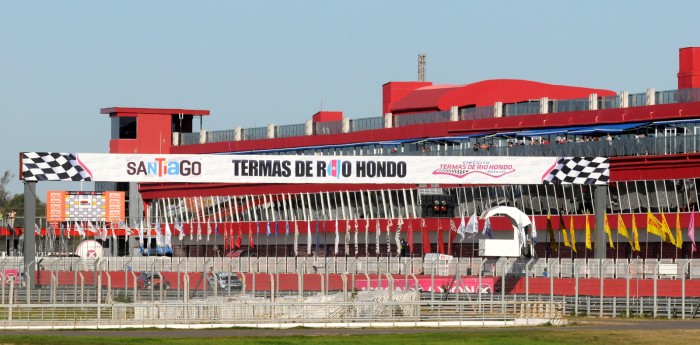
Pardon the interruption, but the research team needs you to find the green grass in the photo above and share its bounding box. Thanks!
[0,329,697,345]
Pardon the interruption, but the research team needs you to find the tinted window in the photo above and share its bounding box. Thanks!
[111,116,137,139]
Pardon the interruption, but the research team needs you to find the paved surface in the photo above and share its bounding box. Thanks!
[3,319,700,338]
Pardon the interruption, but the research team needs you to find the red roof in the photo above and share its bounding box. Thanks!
[100,107,210,116]
[390,79,616,114]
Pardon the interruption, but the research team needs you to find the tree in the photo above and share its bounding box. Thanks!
[0,170,46,220]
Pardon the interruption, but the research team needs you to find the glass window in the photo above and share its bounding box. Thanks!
[111,116,137,139]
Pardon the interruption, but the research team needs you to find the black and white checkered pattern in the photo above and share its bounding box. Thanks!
[543,157,609,185]
[21,152,92,182]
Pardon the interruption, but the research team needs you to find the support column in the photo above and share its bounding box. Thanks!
[23,182,37,288]
[594,185,608,259]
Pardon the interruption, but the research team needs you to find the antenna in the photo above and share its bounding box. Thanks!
[418,53,426,82]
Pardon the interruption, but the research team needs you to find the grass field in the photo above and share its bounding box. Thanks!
[1,329,699,345]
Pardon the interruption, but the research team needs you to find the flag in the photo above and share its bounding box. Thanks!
[206,221,212,242]
[164,221,172,249]
[316,220,320,255]
[307,219,312,256]
[285,221,290,236]
[603,213,614,249]
[448,218,457,254]
[385,218,392,255]
[35,223,41,236]
[457,212,467,241]
[75,221,86,239]
[466,211,478,235]
[675,211,683,249]
[531,214,538,245]
[482,217,493,239]
[689,209,696,252]
[585,213,592,251]
[334,217,339,255]
[559,215,570,248]
[236,227,242,248]
[617,214,633,248]
[87,221,97,236]
[138,219,144,250]
[517,221,526,250]
[293,220,299,255]
[631,214,641,251]
[375,218,381,255]
[421,218,430,254]
[647,210,665,239]
[395,217,403,256]
[266,222,271,237]
[437,219,444,254]
[546,213,556,252]
[660,212,676,245]
[175,221,184,241]
[275,222,279,237]
[101,221,108,242]
[407,218,414,254]
[354,219,359,256]
[249,222,255,248]
[570,216,577,253]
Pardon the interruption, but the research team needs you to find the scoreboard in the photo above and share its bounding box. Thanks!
[47,191,125,222]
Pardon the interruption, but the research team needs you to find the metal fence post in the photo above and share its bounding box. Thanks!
[599,259,606,317]
[682,259,690,319]
[653,261,659,318]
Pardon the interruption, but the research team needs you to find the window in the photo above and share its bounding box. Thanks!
[111,116,137,139]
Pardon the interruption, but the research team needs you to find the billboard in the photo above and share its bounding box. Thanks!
[22,152,610,185]
[46,190,125,222]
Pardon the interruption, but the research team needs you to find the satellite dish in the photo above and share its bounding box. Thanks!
[75,240,104,259]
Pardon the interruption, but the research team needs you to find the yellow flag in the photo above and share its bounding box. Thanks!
[660,212,676,245]
[604,213,614,249]
[560,214,571,247]
[675,211,683,249]
[647,210,664,239]
[631,215,641,251]
[585,212,592,251]
[570,215,577,253]
[617,214,633,247]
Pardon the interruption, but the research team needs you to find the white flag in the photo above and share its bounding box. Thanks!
[307,218,312,256]
[293,219,299,256]
[75,221,86,240]
[531,214,538,244]
[175,221,184,241]
[354,219,359,256]
[482,217,494,239]
[395,216,403,255]
[466,211,479,235]
[334,214,340,255]
[164,220,172,249]
[375,218,381,255]
[457,213,466,241]
[100,221,107,242]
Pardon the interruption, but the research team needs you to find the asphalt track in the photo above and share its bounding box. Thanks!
[3,319,700,338]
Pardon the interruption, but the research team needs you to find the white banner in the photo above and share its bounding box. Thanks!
[21,152,609,185]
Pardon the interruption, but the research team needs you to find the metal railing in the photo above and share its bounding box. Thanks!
[315,121,343,135]
[275,123,306,138]
[394,111,450,127]
[350,117,383,132]
[241,127,267,140]
[206,129,236,143]
[172,87,700,147]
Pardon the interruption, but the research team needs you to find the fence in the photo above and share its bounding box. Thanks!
[1,257,699,323]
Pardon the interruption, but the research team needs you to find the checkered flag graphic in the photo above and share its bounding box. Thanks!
[543,157,609,185]
[21,152,92,182]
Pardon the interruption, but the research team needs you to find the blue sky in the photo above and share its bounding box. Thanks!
[2,1,700,199]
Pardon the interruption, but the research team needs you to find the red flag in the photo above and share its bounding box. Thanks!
[437,219,444,254]
[224,224,228,251]
[407,218,414,254]
[421,218,431,254]
[248,222,254,248]
[447,219,458,255]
